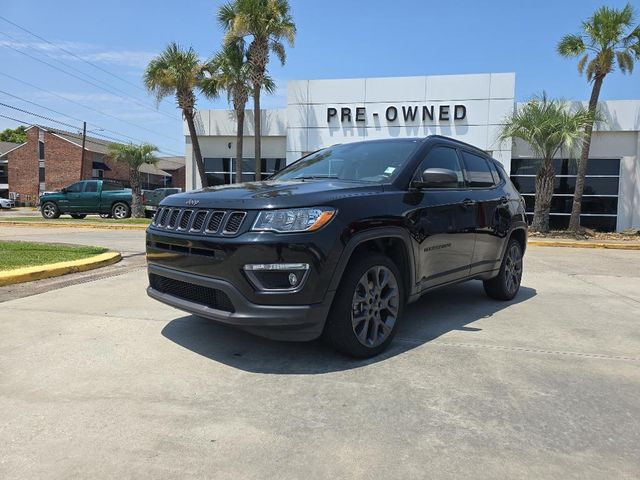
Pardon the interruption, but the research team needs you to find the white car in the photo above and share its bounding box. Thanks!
[0,198,15,209]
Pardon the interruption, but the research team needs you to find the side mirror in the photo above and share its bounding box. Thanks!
[413,168,459,189]
[60,188,67,194]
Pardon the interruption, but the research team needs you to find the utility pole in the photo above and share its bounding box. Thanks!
[80,121,87,179]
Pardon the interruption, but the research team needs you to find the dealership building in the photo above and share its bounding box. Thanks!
[185,73,640,232]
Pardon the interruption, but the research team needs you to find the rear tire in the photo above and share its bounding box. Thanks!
[483,239,523,300]
[324,252,404,358]
[70,214,86,219]
[41,202,60,219]
[111,202,130,219]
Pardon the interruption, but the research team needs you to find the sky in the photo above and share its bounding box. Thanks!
[0,0,638,155]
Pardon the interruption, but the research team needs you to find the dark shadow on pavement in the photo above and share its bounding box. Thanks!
[161,281,536,375]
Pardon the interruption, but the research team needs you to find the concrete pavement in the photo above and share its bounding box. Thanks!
[0,227,639,479]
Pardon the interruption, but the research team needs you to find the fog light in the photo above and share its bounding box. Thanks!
[243,263,310,292]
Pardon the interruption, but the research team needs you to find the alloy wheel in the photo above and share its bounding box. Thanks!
[351,265,400,348]
[504,243,523,295]
[42,204,55,218]
[113,205,127,219]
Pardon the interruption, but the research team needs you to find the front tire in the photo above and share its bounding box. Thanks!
[483,239,523,300]
[111,202,130,219]
[324,252,404,358]
[41,202,60,219]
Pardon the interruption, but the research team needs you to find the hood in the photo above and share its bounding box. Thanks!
[161,179,383,210]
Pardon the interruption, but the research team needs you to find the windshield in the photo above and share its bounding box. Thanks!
[271,140,420,183]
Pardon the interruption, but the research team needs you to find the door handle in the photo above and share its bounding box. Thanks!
[461,198,476,208]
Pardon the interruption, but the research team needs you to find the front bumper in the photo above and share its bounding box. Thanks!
[147,264,333,341]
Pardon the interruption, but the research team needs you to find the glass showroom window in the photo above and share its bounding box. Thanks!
[205,157,285,185]
[510,158,620,231]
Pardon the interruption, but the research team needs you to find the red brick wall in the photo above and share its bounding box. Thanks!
[170,166,185,189]
[7,127,174,204]
[103,156,130,185]
[7,128,39,206]
[44,131,84,192]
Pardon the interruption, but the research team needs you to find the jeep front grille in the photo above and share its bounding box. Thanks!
[152,207,247,236]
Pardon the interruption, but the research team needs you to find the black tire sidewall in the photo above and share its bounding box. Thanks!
[485,239,522,301]
[325,252,405,358]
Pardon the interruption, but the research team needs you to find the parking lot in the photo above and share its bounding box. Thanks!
[1,226,639,479]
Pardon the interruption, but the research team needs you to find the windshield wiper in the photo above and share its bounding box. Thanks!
[292,175,339,180]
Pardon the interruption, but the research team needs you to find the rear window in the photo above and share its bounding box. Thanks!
[102,182,124,191]
[462,151,494,187]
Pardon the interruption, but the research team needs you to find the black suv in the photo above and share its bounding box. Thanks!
[146,136,527,357]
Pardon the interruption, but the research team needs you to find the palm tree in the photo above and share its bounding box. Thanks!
[557,3,640,231]
[108,142,158,218]
[218,0,296,181]
[144,42,212,188]
[499,94,595,233]
[201,40,275,183]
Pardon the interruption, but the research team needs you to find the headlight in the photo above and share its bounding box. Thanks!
[252,207,336,233]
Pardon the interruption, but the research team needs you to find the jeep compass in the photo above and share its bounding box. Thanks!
[146,136,527,358]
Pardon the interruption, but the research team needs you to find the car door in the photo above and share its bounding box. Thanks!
[59,181,84,212]
[77,180,100,212]
[459,150,507,276]
[405,145,476,289]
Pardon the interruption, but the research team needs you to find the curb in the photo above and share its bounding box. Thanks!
[528,240,640,250]
[0,251,122,286]
[0,221,148,230]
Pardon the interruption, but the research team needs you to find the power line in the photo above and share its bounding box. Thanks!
[0,15,151,96]
[0,112,179,157]
[0,71,183,154]
[0,30,177,120]
[0,89,182,154]
[0,101,80,130]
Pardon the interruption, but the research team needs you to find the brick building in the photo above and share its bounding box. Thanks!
[2,126,185,205]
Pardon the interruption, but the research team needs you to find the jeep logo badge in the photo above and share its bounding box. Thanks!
[185,199,199,206]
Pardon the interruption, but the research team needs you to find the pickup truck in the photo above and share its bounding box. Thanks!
[143,187,182,218]
[40,180,132,219]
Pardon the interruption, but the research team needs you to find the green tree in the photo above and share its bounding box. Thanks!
[108,142,158,218]
[201,40,275,183]
[557,3,640,231]
[218,0,296,181]
[499,94,595,233]
[0,126,27,143]
[144,42,212,188]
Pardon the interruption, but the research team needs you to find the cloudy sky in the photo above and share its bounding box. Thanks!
[0,0,637,155]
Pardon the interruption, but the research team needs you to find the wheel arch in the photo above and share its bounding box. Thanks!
[328,227,416,298]
[508,227,527,254]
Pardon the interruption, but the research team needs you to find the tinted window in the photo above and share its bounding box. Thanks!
[511,176,619,196]
[462,151,494,187]
[102,182,123,191]
[272,140,419,183]
[414,146,464,188]
[84,181,98,192]
[65,182,83,193]
[487,161,501,184]
[511,158,620,176]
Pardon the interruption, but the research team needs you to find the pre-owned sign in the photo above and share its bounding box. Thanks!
[327,104,467,123]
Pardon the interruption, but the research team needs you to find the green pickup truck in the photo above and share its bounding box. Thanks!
[143,187,182,218]
[40,180,133,219]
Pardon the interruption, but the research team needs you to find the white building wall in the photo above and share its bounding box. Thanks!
[511,99,640,231]
[286,73,515,171]
[185,109,287,190]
